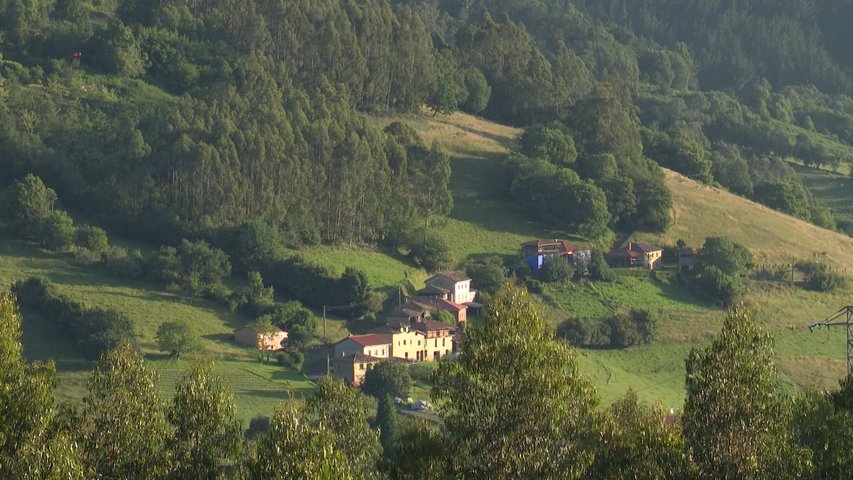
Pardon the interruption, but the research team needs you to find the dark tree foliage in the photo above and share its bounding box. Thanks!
[698,236,754,277]
[361,361,412,400]
[376,394,400,460]
[792,373,853,479]
[587,249,614,282]
[12,277,136,359]
[264,257,373,318]
[694,266,742,306]
[465,256,506,295]
[588,390,685,479]
[539,255,573,283]
[557,309,657,348]
[384,420,448,479]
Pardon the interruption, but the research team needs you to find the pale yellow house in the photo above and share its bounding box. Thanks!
[371,323,427,361]
[608,242,664,270]
[413,320,455,361]
[233,326,288,351]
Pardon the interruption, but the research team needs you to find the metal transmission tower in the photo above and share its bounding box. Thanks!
[809,306,853,372]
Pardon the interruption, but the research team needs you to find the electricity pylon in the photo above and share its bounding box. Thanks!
[809,306,853,372]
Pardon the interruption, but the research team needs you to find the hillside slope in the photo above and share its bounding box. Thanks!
[639,169,853,267]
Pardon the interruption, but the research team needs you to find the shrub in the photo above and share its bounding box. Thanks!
[408,362,436,383]
[146,239,231,296]
[431,310,456,325]
[587,249,613,281]
[11,277,136,358]
[699,236,754,276]
[216,219,284,274]
[540,256,572,283]
[408,231,451,273]
[39,210,76,250]
[276,350,304,370]
[557,309,657,348]
[264,257,373,318]
[796,261,846,292]
[155,319,200,357]
[465,256,506,295]
[229,271,274,315]
[77,226,109,253]
[5,174,57,239]
[695,266,742,305]
[103,246,145,278]
[525,278,543,294]
[362,361,412,399]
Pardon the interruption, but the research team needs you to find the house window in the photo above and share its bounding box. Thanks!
[405,352,409,359]
[418,340,421,346]
[359,363,364,370]
[442,338,446,347]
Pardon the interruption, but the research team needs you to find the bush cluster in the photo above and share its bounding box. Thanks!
[796,261,847,292]
[1,175,110,255]
[12,277,135,358]
[264,258,375,318]
[558,309,657,348]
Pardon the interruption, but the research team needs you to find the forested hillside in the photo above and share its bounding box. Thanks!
[3,0,853,249]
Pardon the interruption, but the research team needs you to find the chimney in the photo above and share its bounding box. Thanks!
[627,242,632,251]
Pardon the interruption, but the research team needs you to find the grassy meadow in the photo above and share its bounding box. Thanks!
[1,235,314,424]
[791,162,853,225]
[637,169,853,268]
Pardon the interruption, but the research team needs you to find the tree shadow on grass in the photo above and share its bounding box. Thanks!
[239,389,311,400]
[203,333,236,345]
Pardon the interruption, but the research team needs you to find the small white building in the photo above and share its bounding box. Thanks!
[424,272,477,304]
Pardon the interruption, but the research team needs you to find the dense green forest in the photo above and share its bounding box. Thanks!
[3,0,853,249]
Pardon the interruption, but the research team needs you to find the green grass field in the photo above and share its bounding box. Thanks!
[790,162,853,225]
[2,235,314,424]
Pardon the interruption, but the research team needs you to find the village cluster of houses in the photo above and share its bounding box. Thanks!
[232,238,695,385]
[333,272,480,385]
[522,238,668,272]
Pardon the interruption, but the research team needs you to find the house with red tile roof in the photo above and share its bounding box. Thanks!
[607,241,663,270]
[522,239,591,276]
[411,296,468,323]
[333,333,391,359]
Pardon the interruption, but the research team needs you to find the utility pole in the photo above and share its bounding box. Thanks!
[809,306,853,372]
[323,305,327,344]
